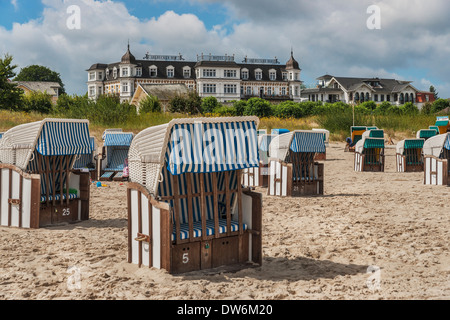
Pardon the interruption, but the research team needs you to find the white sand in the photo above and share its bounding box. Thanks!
[1,142,449,300]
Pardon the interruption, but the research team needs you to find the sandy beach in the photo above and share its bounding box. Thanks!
[1,141,449,300]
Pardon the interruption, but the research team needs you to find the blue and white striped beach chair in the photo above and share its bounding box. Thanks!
[268,130,325,197]
[0,119,92,228]
[127,117,263,274]
[100,130,134,181]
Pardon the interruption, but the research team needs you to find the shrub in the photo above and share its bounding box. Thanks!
[233,100,247,116]
[360,101,377,111]
[374,102,391,115]
[139,95,161,113]
[214,106,236,116]
[168,95,187,113]
[21,91,53,114]
[272,101,303,118]
[201,96,220,114]
[400,102,419,115]
[244,97,273,118]
[432,99,450,114]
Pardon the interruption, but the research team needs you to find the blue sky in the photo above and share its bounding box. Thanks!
[1,0,449,98]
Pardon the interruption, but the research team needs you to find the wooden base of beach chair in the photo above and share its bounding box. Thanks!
[354,153,385,172]
[127,182,262,274]
[424,156,449,186]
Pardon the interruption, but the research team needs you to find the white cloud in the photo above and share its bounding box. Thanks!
[11,0,18,10]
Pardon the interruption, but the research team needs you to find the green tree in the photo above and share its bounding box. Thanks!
[139,95,161,114]
[233,100,247,116]
[201,96,220,113]
[432,99,449,114]
[0,54,24,111]
[429,85,439,100]
[14,64,66,94]
[21,91,53,114]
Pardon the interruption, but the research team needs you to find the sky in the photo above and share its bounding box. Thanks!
[1,0,449,98]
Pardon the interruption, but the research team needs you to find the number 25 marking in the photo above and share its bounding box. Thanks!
[63,208,71,216]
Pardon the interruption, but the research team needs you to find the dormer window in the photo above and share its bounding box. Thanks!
[98,72,103,80]
[167,66,174,78]
[113,67,117,79]
[183,66,191,78]
[269,70,276,81]
[149,66,157,78]
[255,69,262,81]
[89,72,95,81]
[136,67,142,77]
[282,72,288,81]
[106,69,110,78]
[241,69,249,80]
[122,67,129,77]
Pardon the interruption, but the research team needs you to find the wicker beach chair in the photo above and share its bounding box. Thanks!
[267,130,325,197]
[99,130,134,181]
[0,119,92,228]
[417,129,438,141]
[423,133,450,186]
[242,134,275,188]
[73,137,98,181]
[396,139,425,172]
[354,131,385,172]
[126,117,263,274]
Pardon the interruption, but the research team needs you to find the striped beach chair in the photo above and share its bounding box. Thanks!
[267,130,325,197]
[348,126,368,152]
[99,130,134,181]
[354,132,385,172]
[127,117,263,274]
[312,128,330,160]
[423,133,450,186]
[435,117,450,135]
[396,139,425,172]
[0,119,92,228]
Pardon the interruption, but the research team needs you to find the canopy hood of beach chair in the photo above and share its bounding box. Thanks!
[103,132,134,147]
[423,133,450,157]
[396,139,425,155]
[128,116,260,195]
[0,119,92,170]
[269,130,326,161]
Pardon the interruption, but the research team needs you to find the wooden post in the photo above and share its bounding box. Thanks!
[200,173,207,241]
[225,171,231,237]
[172,174,181,244]
[186,173,194,242]
[212,172,220,239]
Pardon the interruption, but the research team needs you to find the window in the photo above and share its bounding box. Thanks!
[374,94,378,102]
[246,86,252,95]
[381,94,385,102]
[224,70,237,78]
[387,94,391,102]
[122,83,129,93]
[282,87,286,96]
[269,70,276,81]
[282,73,288,81]
[136,68,142,77]
[224,84,237,94]
[294,73,299,81]
[149,66,157,78]
[89,72,95,81]
[167,67,174,78]
[89,86,95,96]
[183,67,191,78]
[203,84,216,94]
[203,69,216,77]
[122,67,129,77]
[242,70,249,80]
[98,72,103,80]
[255,70,262,80]
[106,69,109,77]
[113,68,117,79]
[267,87,272,95]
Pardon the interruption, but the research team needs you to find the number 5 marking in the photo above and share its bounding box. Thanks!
[183,253,189,264]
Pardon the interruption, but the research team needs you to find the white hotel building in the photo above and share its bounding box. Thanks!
[86,45,303,105]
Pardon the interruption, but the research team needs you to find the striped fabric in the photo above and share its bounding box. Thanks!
[40,193,79,203]
[171,219,248,241]
[404,139,424,150]
[105,147,129,171]
[444,135,450,151]
[419,130,437,139]
[158,167,238,224]
[74,137,96,169]
[104,133,134,147]
[101,172,115,179]
[166,121,259,175]
[36,121,92,156]
[369,130,384,138]
[429,126,440,134]
[435,120,449,127]
[259,135,274,152]
[290,131,326,154]
[364,138,385,149]
[271,129,290,135]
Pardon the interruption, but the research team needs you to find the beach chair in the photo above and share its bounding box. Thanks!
[271,129,290,136]
[242,134,274,188]
[423,133,450,186]
[354,132,385,172]
[435,117,450,134]
[267,131,325,197]
[417,129,438,141]
[0,119,92,228]
[348,126,367,152]
[99,130,134,181]
[73,137,98,181]
[396,139,425,172]
[127,117,263,274]
[312,129,330,161]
